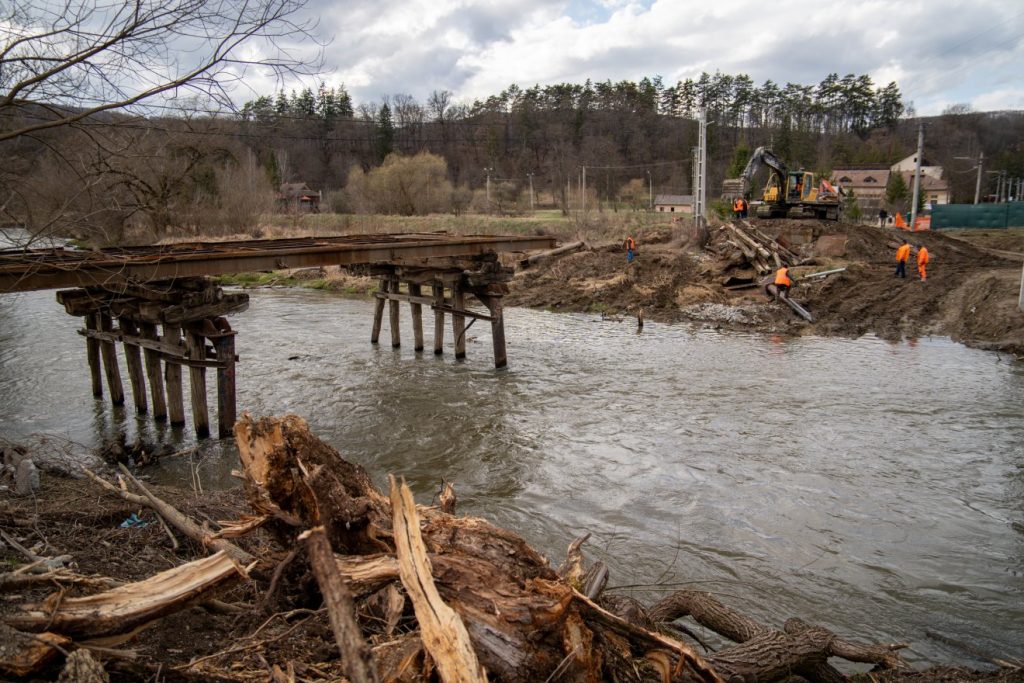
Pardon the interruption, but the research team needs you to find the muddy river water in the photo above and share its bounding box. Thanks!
[1,287,1022,668]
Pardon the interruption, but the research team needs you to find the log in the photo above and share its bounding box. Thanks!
[389,475,486,683]
[7,551,244,639]
[211,331,237,439]
[518,240,585,269]
[300,526,379,683]
[81,466,254,563]
[0,624,70,677]
[452,286,466,360]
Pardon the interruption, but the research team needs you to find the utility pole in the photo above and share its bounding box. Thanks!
[974,152,984,204]
[694,109,708,237]
[909,121,924,230]
[581,165,587,214]
[527,173,535,211]
[646,170,652,210]
[485,167,493,209]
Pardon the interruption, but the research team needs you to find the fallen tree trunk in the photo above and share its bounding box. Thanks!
[519,241,586,269]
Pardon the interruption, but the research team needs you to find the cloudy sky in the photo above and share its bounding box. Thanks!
[271,0,1024,115]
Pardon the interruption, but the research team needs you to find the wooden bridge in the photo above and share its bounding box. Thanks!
[0,233,556,439]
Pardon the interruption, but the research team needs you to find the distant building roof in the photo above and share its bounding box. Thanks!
[279,182,317,199]
[654,194,693,205]
[832,169,890,186]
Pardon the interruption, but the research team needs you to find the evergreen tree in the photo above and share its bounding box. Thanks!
[376,103,394,162]
[886,172,909,206]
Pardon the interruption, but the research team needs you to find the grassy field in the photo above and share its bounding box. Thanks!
[244,209,685,245]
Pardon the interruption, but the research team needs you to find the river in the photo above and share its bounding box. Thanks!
[1,286,1022,668]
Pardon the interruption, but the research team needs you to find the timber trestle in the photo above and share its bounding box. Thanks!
[359,253,512,368]
[56,278,246,439]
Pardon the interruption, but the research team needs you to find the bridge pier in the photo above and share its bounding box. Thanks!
[362,255,512,368]
[56,279,247,439]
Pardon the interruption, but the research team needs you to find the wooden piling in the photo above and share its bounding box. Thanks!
[97,312,124,406]
[139,322,167,420]
[119,317,148,414]
[409,283,424,352]
[371,278,388,344]
[163,324,186,426]
[85,313,103,397]
[212,331,236,439]
[389,276,401,349]
[452,286,466,360]
[432,284,445,355]
[185,330,210,438]
[485,296,507,369]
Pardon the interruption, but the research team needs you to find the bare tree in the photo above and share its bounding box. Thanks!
[0,0,324,143]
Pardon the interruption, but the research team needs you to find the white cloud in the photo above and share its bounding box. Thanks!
[295,0,1024,114]
[972,88,1024,112]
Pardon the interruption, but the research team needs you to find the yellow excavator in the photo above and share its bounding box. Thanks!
[724,147,842,220]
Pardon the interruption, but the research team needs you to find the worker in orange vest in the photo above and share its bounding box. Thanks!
[772,266,793,300]
[895,239,910,278]
[624,235,636,263]
[916,244,929,281]
[732,197,744,218]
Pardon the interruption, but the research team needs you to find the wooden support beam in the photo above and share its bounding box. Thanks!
[432,284,445,355]
[97,312,124,406]
[212,329,236,440]
[389,276,401,349]
[373,291,436,306]
[185,331,210,438]
[483,295,507,369]
[85,313,102,398]
[409,283,424,352]
[139,322,167,421]
[163,325,186,426]
[118,317,148,414]
[452,286,466,360]
[371,279,387,344]
[431,305,496,322]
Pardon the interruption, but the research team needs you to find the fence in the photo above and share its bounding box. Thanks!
[931,203,1024,230]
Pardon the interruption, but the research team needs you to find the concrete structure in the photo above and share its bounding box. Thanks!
[654,194,694,214]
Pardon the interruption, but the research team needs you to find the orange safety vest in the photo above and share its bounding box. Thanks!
[917,247,929,265]
[774,268,792,287]
[896,244,910,262]
[625,237,636,251]
[733,198,743,212]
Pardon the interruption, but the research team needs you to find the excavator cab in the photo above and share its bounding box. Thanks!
[787,171,816,202]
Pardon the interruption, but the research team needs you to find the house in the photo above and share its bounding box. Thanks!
[277,182,321,213]
[653,194,693,214]
[832,158,951,212]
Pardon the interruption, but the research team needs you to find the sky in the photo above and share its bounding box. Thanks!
[259,0,1024,116]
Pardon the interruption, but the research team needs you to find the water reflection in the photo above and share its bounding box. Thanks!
[0,287,1022,667]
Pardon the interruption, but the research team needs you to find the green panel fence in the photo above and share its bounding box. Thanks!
[931,203,1024,229]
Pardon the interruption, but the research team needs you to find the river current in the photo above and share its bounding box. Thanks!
[1,287,1022,667]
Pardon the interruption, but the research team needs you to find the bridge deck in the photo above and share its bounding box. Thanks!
[0,233,556,292]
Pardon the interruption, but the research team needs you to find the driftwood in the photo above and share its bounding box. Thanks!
[7,551,247,640]
[6,413,965,682]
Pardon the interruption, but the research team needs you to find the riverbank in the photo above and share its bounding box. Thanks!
[506,222,1024,356]
[3,421,1022,681]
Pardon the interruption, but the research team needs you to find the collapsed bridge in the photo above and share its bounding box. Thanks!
[0,232,556,438]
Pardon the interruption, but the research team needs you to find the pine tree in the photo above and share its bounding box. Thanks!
[886,172,909,206]
[376,103,394,162]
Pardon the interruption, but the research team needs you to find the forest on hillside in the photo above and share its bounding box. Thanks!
[2,70,1023,245]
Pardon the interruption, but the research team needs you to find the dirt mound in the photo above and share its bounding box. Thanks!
[509,220,1024,355]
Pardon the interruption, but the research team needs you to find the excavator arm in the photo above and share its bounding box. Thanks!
[736,146,788,196]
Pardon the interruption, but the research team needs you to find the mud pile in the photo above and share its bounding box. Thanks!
[507,221,1024,355]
